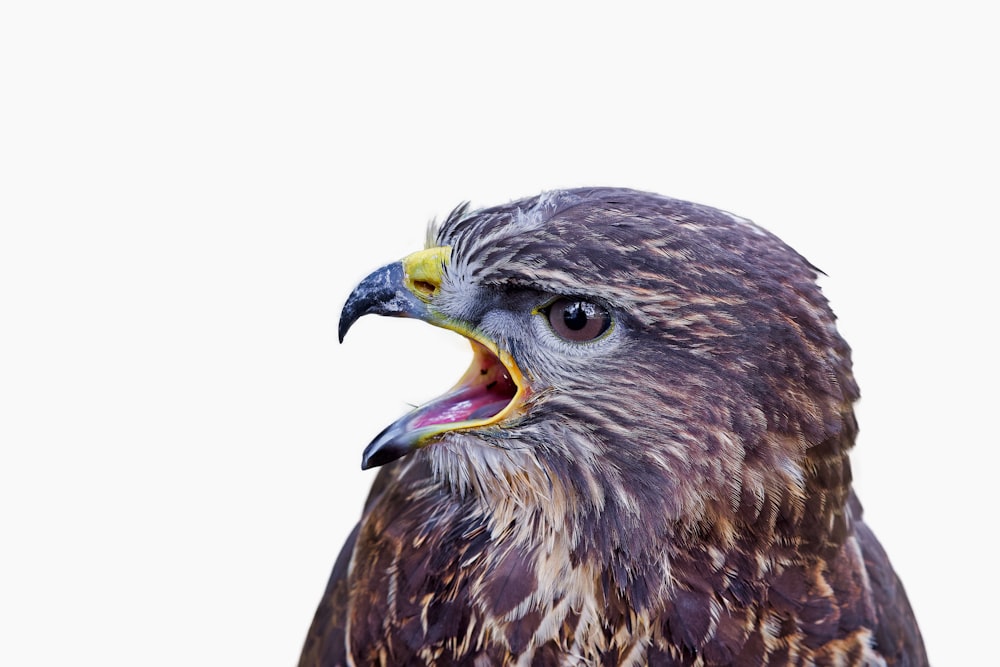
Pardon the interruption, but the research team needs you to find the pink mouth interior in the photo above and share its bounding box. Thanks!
[411,342,518,430]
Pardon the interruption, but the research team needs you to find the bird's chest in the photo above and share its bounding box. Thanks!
[344,492,618,664]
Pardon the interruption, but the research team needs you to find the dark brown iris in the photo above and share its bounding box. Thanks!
[545,298,611,342]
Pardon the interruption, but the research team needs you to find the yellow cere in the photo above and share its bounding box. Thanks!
[402,246,451,301]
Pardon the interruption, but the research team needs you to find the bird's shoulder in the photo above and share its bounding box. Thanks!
[300,459,539,665]
[852,509,928,665]
[637,505,928,666]
[298,462,410,667]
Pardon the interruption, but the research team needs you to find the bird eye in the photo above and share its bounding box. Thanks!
[543,298,612,342]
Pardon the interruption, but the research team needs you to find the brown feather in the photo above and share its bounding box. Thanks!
[300,188,927,666]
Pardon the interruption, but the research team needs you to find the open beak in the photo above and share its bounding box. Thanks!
[339,247,528,469]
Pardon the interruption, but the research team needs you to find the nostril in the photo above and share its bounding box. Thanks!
[412,280,438,297]
[402,246,450,301]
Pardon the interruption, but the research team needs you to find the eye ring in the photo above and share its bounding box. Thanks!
[540,297,613,343]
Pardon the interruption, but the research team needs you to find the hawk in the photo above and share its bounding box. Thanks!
[300,188,927,666]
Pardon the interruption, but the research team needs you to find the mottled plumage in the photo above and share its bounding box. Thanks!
[301,188,926,666]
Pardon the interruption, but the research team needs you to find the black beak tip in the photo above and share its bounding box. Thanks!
[361,444,408,470]
[337,291,368,344]
[360,423,415,469]
[337,319,351,344]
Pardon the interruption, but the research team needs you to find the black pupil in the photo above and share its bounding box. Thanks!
[563,302,590,330]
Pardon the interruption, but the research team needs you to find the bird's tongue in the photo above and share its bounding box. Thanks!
[411,345,518,429]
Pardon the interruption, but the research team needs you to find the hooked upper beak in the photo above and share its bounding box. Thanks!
[339,246,451,343]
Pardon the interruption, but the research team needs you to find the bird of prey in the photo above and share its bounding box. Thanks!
[300,188,927,666]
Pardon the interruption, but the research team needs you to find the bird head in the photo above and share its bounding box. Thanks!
[339,188,859,558]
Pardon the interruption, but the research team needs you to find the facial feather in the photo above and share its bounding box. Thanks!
[425,188,856,560]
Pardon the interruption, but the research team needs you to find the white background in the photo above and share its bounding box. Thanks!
[2,2,995,665]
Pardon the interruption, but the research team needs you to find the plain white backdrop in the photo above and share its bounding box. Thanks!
[2,2,995,665]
